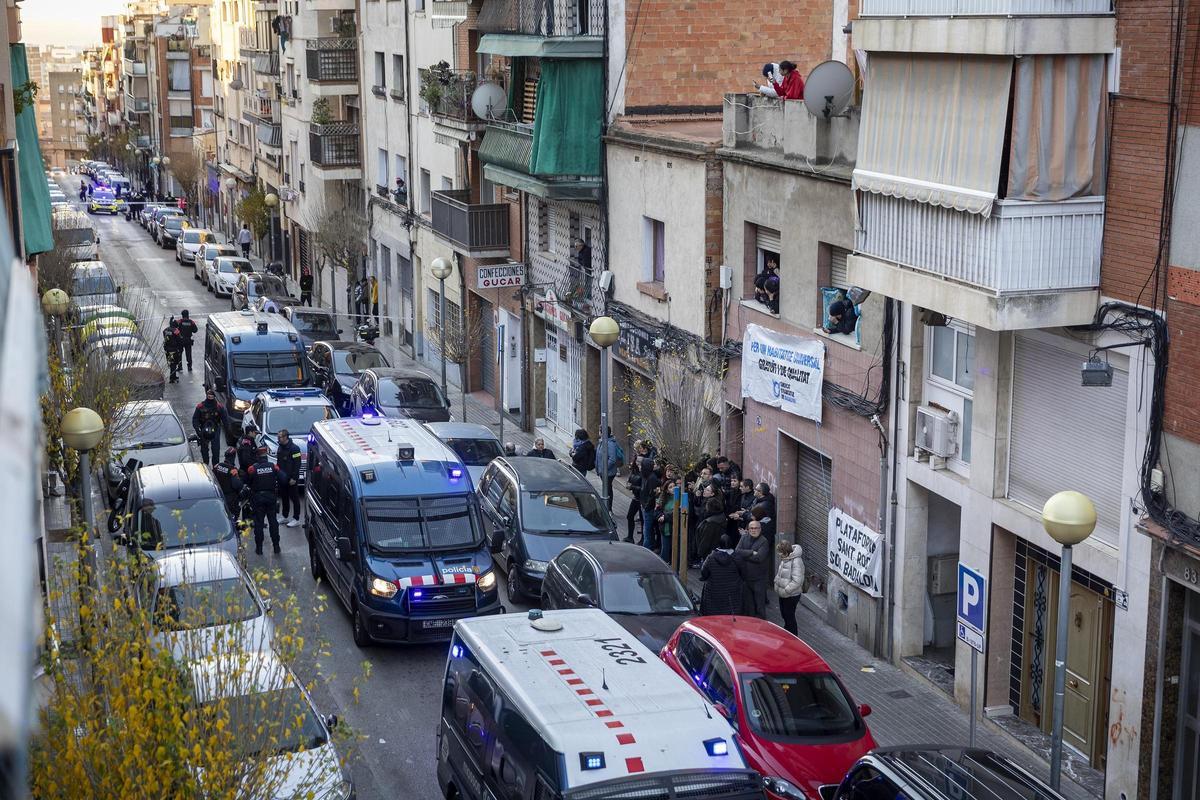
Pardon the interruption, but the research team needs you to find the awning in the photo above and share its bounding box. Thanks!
[477,33,603,59]
[10,44,53,256]
[854,54,1013,217]
[218,162,254,182]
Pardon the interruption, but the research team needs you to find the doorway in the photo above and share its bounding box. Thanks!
[923,494,961,668]
[545,329,559,425]
[1174,587,1200,797]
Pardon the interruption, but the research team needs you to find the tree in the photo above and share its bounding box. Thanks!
[169,150,203,215]
[626,347,722,474]
[307,197,367,316]
[235,186,271,257]
[427,301,488,421]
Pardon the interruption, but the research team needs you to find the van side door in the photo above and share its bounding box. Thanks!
[335,479,359,598]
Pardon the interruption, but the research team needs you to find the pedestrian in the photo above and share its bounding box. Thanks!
[177,309,198,372]
[244,445,282,555]
[594,427,624,510]
[212,446,243,522]
[236,423,259,471]
[369,275,379,322]
[352,278,366,324]
[638,458,661,552]
[751,482,777,548]
[299,268,313,306]
[162,317,184,383]
[699,535,743,616]
[191,387,228,467]
[734,519,771,619]
[503,441,517,456]
[657,479,678,565]
[774,541,805,636]
[238,223,253,258]
[695,495,727,560]
[570,428,595,476]
[275,429,303,528]
[526,437,556,459]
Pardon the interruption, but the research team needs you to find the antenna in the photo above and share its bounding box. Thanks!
[601,668,608,692]
[470,82,508,121]
[803,60,855,120]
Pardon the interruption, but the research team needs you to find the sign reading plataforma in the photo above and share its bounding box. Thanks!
[740,323,824,422]
[827,508,883,598]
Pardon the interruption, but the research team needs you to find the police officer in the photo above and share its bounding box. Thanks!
[244,446,281,555]
[212,446,242,521]
[177,309,199,372]
[191,387,228,467]
[162,317,184,383]
[275,429,303,528]
[236,423,259,471]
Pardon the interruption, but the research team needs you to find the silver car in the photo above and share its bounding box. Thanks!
[423,422,503,485]
[207,256,254,297]
[107,400,195,502]
[195,242,238,283]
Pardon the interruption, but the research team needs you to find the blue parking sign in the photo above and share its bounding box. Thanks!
[957,563,986,639]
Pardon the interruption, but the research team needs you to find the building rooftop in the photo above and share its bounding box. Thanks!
[606,114,723,155]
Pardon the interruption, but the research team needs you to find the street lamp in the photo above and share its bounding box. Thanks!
[61,407,105,566]
[1041,490,1097,792]
[41,288,70,361]
[430,257,454,398]
[264,192,279,262]
[588,316,620,508]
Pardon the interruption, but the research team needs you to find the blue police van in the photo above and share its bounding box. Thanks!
[305,417,502,647]
[204,310,310,440]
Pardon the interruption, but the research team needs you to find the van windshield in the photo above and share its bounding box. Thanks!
[231,352,305,388]
[364,495,484,551]
[57,228,96,246]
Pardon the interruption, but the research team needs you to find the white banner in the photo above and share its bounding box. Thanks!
[827,508,883,598]
[740,323,824,422]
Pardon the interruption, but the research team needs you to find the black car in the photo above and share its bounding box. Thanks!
[541,541,696,651]
[157,215,185,248]
[282,307,342,349]
[350,367,451,422]
[476,457,617,603]
[307,341,390,415]
[231,272,289,311]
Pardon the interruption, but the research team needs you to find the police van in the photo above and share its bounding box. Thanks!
[305,417,501,647]
[204,310,309,440]
[438,608,767,800]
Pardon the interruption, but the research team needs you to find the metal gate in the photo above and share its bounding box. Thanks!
[479,297,496,395]
[545,329,559,424]
[399,256,413,347]
[794,441,832,590]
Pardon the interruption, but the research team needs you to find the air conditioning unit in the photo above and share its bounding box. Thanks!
[914,405,958,459]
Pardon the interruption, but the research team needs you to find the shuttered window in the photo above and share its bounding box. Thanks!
[756,226,781,255]
[479,297,496,394]
[794,443,833,587]
[1008,333,1128,546]
[830,246,850,289]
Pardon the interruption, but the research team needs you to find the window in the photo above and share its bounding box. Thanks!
[819,244,859,343]
[746,224,781,312]
[841,765,900,800]
[702,655,736,709]
[676,631,714,677]
[392,54,404,96]
[575,562,598,598]
[413,0,425,11]
[441,175,453,191]
[376,148,388,187]
[363,496,485,550]
[925,322,975,467]
[740,672,860,739]
[643,217,664,283]
[200,71,213,97]
[420,168,431,214]
[169,59,190,91]
[393,154,408,202]
[373,51,385,89]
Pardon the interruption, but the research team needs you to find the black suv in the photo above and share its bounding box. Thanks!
[476,457,616,603]
[306,340,390,416]
[350,367,451,422]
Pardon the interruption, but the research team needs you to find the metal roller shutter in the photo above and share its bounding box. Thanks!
[1008,334,1128,546]
[479,298,496,395]
[756,226,781,255]
[795,443,833,586]
[830,246,850,288]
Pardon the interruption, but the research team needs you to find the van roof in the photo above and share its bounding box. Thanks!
[207,310,302,345]
[454,609,744,787]
[70,261,111,278]
[312,418,470,494]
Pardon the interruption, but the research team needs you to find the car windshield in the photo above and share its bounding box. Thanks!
[94,191,115,202]
[206,247,236,262]
[183,230,216,244]
[57,227,96,246]
[332,349,388,375]
[521,490,610,533]
[162,218,184,232]
[601,570,694,614]
[72,273,116,295]
[377,377,446,410]
[135,497,233,550]
[217,258,253,274]
[198,687,327,759]
[250,276,287,297]
[114,412,186,450]
[291,312,337,334]
[740,672,860,740]
[443,437,502,466]
[363,495,484,551]
[264,404,335,435]
[154,577,260,632]
[231,352,305,388]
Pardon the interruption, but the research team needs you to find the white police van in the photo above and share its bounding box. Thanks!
[438,608,766,800]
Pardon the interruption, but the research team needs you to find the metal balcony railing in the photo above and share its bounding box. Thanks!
[431,189,510,254]
[257,121,282,148]
[859,0,1112,14]
[556,259,596,314]
[418,68,501,122]
[253,50,279,76]
[309,122,360,167]
[477,0,605,37]
[125,95,150,112]
[305,38,357,83]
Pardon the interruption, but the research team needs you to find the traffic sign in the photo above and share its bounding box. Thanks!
[956,562,986,653]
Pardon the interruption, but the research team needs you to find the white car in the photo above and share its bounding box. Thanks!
[176,227,218,265]
[243,388,337,482]
[423,422,503,485]
[195,242,238,283]
[207,255,254,297]
[143,549,274,661]
[107,400,195,501]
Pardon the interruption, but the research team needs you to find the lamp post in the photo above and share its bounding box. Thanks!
[41,288,70,361]
[61,407,106,579]
[161,155,171,200]
[431,257,454,398]
[264,191,279,263]
[588,316,620,508]
[151,155,161,198]
[1041,490,1097,792]
[223,176,238,238]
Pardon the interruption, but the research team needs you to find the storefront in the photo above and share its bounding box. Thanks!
[532,288,583,442]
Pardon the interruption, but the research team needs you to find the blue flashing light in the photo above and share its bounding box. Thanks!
[450,645,462,658]
[704,738,728,757]
[413,590,423,598]
[449,467,464,480]
[579,752,606,771]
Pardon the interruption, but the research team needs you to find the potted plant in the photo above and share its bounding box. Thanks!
[311,97,332,125]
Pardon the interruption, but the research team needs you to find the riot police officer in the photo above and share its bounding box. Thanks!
[162,318,184,383]
[212,446,242,521]
[236,423,259,471]
[191,388,229,466]
[177,309,199,372]
[244,446,281,555]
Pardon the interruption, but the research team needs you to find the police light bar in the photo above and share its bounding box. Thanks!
[704,738,728,757]
[397,444,415,460]
[449,466,464,479]
[268,388,325,398]
[579,752,606,771]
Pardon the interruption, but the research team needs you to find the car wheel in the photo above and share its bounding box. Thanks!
[351,600,373,648]
[506,563,524,603]
[309,539,325,581]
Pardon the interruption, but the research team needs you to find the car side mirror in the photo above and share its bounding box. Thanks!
[334,536,354,561]
[187,434,199,444]
[337,329,344,334]
[577,593,595,607]
[818,786,838,800]
[714,702,734,721]
[324,714,339,730]
[859,703,872,718]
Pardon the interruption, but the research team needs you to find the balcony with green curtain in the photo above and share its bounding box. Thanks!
[10,44,53,257]
[479,59,602,201]
[476,0,603,58]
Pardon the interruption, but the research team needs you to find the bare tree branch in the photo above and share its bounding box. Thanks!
[626,350,721,472]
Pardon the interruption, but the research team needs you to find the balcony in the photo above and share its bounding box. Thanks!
[124,94,150,113]
[431,189,511,258]
[420,67,504,141]
[477,0,604,58]
[479,122,601,201]
[166,37,191,59]
[556,259,597,315]
[257,121,282,149]
[430,0,469,27]
[849,192,1104,330]
[305,38,357,90]
[238,25,258,49]
[721,93,857,175]
[309,122,362,179]
[253,50,279,76]
[123,58,147,77]
[859,0,1112,14]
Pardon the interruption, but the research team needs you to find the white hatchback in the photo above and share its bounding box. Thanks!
[195,242,239,283]
[207,255,254,297]
[176,228,218,265]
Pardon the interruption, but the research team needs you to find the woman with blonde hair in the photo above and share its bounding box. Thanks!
[774,541,805,636]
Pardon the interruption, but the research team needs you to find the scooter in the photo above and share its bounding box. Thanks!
[356,323,380,346]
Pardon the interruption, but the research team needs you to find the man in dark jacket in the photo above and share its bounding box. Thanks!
[191,388,229,467]
[525,437,556,459]
[695,496,729,560]
[275,429,303,528]
[623,440,646,542]
[299,268,313,306]
[177,309,199,371]
[734,520,771,618]
[751,483,778,549]
[699,535,743,615]
[162,318,184,383]
[638,459,661,552]
[244,446,281,555]
[212,446,243,521]
[236,424,259,472]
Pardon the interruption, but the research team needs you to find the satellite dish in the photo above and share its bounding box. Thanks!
[803,60,854,120]
[470,82,507,121]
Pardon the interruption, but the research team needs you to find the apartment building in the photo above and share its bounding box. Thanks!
[117,6,157,179]
[44,68,86,166]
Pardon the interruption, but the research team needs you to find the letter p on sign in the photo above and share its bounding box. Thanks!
[957,563,986,637]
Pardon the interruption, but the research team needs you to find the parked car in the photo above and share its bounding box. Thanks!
[140,203,167,228]
[281,306,341,349]
[106,400,195,503]
[542,540,695,651]
[157,215,186,248]
[68,261,119,308]
[661,616,877,800]
[476,456,617,602]
[307,341,390,416]
[195,242,238,283]
[231,272,288,312]
[148,206,182,238]
[253,291,301,315]
[820,746,1068,800]
[176,227,218,265]
[423,421,502,485]
[350,367,451,422]
[111,462,239,560]
[206,255,254,297]
[242,387,336,481]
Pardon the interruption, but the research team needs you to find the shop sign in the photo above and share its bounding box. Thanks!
[615,324,657,374]
[741,323,824,422]
[827,508,883,598]
[534,290,571,331]
[478,263,524,289]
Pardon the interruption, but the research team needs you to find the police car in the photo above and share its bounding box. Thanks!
[241,388,336,483]
[438,609,766,800]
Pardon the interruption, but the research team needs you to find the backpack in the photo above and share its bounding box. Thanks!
[614,443,625,468]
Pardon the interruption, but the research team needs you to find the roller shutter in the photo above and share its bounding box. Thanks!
[479,297,496,394]
[795,442,833,586]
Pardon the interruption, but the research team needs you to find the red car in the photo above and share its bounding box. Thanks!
[660,616,877,800]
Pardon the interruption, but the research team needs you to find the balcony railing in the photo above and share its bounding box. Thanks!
[309,122,360,167]
[477,0,605,37]
[858,0,1112,14]
[257,121,282,148]
[166,37,191,57]
[419,68,504,123]
[431,189,510,255]
[238,26,258,49]
[305,38,357,83]
[856,192,1104,294]
[253,50,279,76]
[125,95,150,112]
[123,58,147,76]
[556,259,597,314]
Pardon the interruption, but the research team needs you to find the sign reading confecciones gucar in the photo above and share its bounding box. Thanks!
[477,263,525,289]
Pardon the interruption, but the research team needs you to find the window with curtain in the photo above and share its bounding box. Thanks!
[168,59,190,92]
[392,55,404,97]
[377,148,388,187]
[529,59,602,177]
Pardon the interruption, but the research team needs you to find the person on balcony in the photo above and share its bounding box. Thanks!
[393,177,407,205]
[824,293,859,336]
[572,238,592,275]
[756,60,804,101]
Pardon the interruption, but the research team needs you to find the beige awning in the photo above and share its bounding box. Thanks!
[854,54,1014,217]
